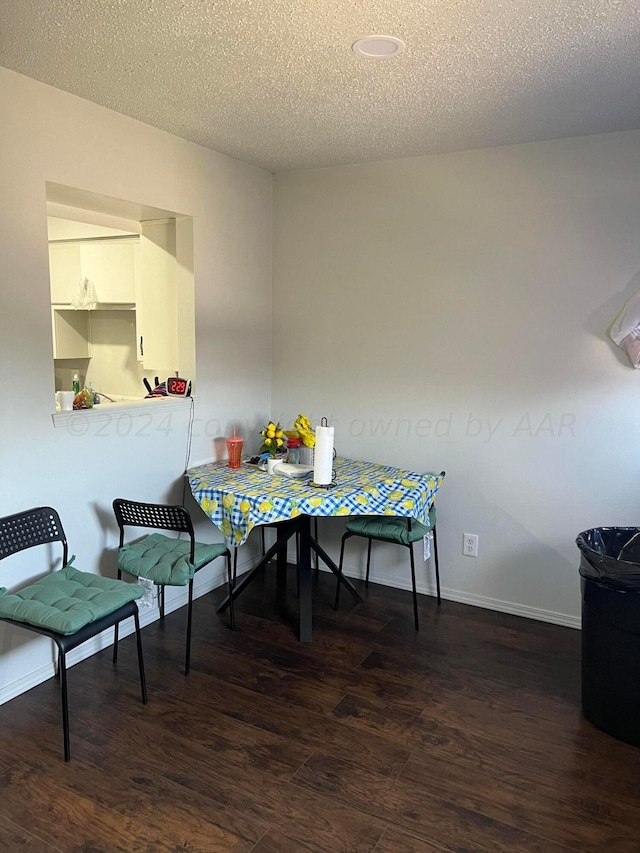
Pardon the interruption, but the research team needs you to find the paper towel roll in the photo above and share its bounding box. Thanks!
[313,424,334,485]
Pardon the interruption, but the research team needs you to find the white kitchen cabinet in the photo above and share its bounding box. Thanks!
[51,308,92,359]
[79,239,137,303]
[48,227,178,372]
[135,221,178,372]
[49,243,81,304]
[49,237,138,305]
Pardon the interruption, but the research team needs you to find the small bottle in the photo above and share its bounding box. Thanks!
[286,437,301,465]
[72,372,80,394]
[88,381,100,405]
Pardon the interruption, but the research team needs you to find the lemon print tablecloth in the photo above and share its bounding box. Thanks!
[187,456,443,547]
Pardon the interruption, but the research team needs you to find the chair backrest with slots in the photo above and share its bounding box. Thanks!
[0,506,68,566]
[112,499,195,562]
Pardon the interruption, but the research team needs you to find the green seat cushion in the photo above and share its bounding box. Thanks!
[345,505,437,545]
[117,532,227,587]
[0,564,143,636]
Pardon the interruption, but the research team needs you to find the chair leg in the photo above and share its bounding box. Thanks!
[260,526,266,557]
[159,585,165,620]
[57,647,71,762]
[226,550,235,630]
[409,544,419,631]
[185,579,194,676]
[233,547,238,585]
[113,568,122,663]
[433,525,441,605]
[313,518,319,573]
[365,539,372,586]
[133,608,148,704]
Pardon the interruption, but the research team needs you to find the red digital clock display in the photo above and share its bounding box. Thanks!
[166,377,191,397]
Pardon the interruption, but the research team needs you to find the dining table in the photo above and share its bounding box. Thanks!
[186,455,443,641]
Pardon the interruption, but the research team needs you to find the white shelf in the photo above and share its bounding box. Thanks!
[51,303,136,311]
[51,395,193,428]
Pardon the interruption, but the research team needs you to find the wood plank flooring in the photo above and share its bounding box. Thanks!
[1,563,639,852]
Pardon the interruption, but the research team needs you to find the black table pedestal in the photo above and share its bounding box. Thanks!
[216,515,363,641]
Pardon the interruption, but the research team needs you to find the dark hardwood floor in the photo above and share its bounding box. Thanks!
[1,563,639,852]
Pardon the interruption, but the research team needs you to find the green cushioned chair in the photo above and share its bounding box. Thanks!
[113,499,233,675]
[0,506,147,762]
[335,471,445,630]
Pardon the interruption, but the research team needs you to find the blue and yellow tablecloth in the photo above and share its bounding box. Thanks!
[187,456,443,546]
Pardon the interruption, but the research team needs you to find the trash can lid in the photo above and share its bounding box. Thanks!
[577,527,640,590]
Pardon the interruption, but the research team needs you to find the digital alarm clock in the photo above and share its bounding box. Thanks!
[166,376,191,397]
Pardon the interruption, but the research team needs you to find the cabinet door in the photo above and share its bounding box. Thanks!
[80,239,137,303]
[49,243,81,304]
[135,223,178,371]
[52,309,92,359]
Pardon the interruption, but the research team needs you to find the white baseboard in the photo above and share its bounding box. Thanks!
[0,662,57,704]
[438,588,580,629]
[338,566,581,630]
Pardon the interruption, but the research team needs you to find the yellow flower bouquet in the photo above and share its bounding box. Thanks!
[259,420,285,456]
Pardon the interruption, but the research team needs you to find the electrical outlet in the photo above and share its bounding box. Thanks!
[463,533,479,558]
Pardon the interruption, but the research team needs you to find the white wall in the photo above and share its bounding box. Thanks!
[0,68,272,700]
[272,131,640,627]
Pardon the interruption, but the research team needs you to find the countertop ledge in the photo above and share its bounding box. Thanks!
[51,396,193,428]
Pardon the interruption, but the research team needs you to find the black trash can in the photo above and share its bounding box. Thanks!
[577,527,640,747]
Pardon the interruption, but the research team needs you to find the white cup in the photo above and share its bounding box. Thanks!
[267,457,283,475]
[57,391,75,412]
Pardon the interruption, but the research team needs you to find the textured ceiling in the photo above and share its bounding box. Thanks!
[1,0,639,173]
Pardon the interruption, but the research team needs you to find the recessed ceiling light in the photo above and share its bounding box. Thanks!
[352,35,406,59]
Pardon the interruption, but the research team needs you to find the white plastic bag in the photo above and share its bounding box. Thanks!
[137,577,156,609]
[610,291,640,368]
[71,277,97,310]
[423,532,432,561]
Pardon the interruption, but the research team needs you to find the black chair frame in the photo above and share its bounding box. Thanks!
[335,473,444,631]
[0,507,147,761]
[113,499,234,675]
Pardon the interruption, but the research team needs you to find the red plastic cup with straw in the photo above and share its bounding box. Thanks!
[226,427,243,469]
